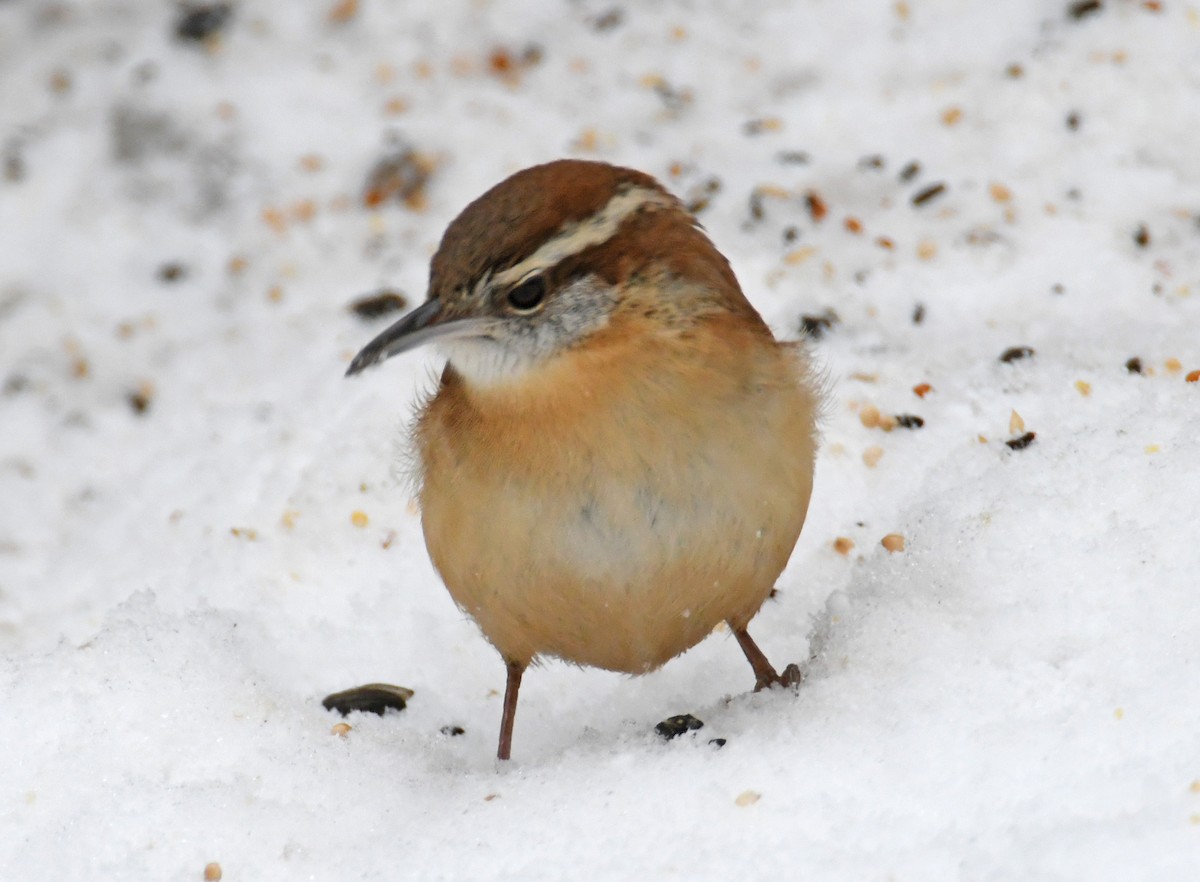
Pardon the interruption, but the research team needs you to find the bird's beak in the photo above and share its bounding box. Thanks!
[345,299,489,377]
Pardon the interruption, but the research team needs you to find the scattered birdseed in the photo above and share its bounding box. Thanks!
[804,191,828,222]
[1068,0,1103,20]
[743,117,783,136]
[881,533,905,553]
[3,145,24,182]
[894,414,924,429]
[1006,431,1037,450]
[898,160,921,182]
[799,309,839,339]
[784,247,815,265]
[656,714,704,739]
[175,4,232,43]
[486,44,544,82]
[158,262,187,283]
[591,8,623,31]
[328,0,359,25]
[331,722,352,737]
[913,383,933,398]
[860,405,898,432]
[127,382,154,416]
[204,862,223,881]
[363,146,433,210]
[999,346,1035,363]
[440,725,466,736]
[4,373,29,395]
[349,290,409,320]
[1125,357,1143,374]
[911,182,947,206]
[859,404,883,429]
[1009,410,1025,434]
[912,303,926,324]
[863,446,884,468]
[1133,224,1150,248]
[735,790,761,807]
[776,150,811,165]
[1075,380,1092,396]
[323,683,414,716]
[1165,357,1182,374]
[833,537,855,555]
[684,176,721,214]
[350,510,369,527]
[708,738,727,749]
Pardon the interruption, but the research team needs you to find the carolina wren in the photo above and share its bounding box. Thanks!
[346,159,820,760]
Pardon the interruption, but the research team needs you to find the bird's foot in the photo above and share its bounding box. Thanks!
[753,663,803,693]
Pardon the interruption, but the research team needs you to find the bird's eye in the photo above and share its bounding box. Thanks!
[506,277,546,312]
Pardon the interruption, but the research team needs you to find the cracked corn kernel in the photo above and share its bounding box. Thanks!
[989,181,1012,202]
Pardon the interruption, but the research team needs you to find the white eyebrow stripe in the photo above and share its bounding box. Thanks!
[492,186,675,288]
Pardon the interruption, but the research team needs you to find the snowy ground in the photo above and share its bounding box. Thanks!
[3,1,1200,879]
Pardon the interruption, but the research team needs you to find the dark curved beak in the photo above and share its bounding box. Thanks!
[345,299,446,376]
[346,296,502,376]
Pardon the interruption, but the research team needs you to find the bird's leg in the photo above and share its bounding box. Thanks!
[497,660,525,761]
[731,624,803,691]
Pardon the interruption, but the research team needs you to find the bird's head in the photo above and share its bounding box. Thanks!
[345,159,751,385]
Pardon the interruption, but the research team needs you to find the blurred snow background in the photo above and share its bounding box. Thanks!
[2,1,1199,879]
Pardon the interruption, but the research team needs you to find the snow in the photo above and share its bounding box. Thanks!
[2,1,1199,879]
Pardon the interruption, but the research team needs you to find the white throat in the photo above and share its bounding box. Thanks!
[436,336,541,387]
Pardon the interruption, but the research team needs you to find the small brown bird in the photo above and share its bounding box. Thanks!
[346,159,820,760]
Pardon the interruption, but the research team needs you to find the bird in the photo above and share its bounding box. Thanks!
[344,159,821,760]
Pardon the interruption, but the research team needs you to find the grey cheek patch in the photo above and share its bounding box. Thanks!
[438,276,617,387]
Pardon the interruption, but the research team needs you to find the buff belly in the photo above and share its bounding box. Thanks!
[417,403,814,672]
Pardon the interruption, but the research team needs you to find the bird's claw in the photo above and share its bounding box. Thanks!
[754,662,803,692]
